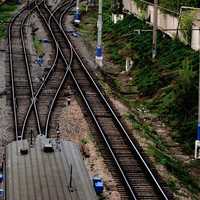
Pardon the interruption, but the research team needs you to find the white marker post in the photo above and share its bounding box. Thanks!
[111,0,124,24]
[96,0,103,67]
[74,0,81,24]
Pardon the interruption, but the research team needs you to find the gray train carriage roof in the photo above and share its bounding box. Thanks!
[5,136,97,200]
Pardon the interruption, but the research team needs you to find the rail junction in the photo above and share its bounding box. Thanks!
[1,0,173,199]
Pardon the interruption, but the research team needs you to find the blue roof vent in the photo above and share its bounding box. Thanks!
[92,176,104,193]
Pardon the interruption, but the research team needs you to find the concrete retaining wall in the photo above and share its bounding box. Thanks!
[123,0,200,50]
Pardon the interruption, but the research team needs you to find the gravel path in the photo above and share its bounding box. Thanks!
[59,96,121,200]
[26,12,53,85]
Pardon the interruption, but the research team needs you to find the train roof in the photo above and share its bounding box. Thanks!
[4,136,97,200]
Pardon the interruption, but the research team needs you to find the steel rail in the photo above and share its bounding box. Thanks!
[21,0,60,138]
[39,1,138,199]
[20,5,42,138]
[8,2,35,140]
[39,1,170,199]
[59,4,169,200]
[35,0,73,137]
[59,1,169,199]
[45,0,74,137]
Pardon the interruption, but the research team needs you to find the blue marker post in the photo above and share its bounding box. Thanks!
[96,45,103,62]
[74,0,80,24]
[195,124,200,159]
[0,172,4,198]
[197,123,200,140]
[95,0,103,67]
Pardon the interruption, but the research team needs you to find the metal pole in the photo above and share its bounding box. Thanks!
[152,0,158,59]
[197,28,200,139]
[195,28,200,159]
[96,0,103,66]
[97,0,102,48]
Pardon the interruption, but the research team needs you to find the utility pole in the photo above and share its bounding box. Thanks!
[74,0,81,24]
[152,0,158,59]
[195,28,200,159]
[96,0,103,67]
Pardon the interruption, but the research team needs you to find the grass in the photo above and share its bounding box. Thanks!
[126,112,200,196]
[32,36,44,57]
[148,146,200,198]
[102,0,198,153]
[0,2,18,40]
[80,137,88,144]
[126,113,168,150]
[79,0,199,151]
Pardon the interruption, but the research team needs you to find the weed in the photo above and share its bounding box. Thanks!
[80,138,88,144]
[0,2,17,40]
[33,36,44,57]
[148,145,200,194]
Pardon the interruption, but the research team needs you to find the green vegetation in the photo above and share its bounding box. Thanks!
[148,145,200,195]
[180,10,196,44]
[98,0,199,153]
[134,0,148,12]
[126,113,168,150]
[33,36,44,57]
[126,112,200,196]
[0,2,17,39]
[82,0,199,154]
[81,0,199,153]
[80,137,88,144]
[159,0,199,12]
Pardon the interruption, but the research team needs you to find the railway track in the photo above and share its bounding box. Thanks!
[8,0,72,139]
[7,0,173,198]
[8,2,39,140]
[36,0,173,199]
